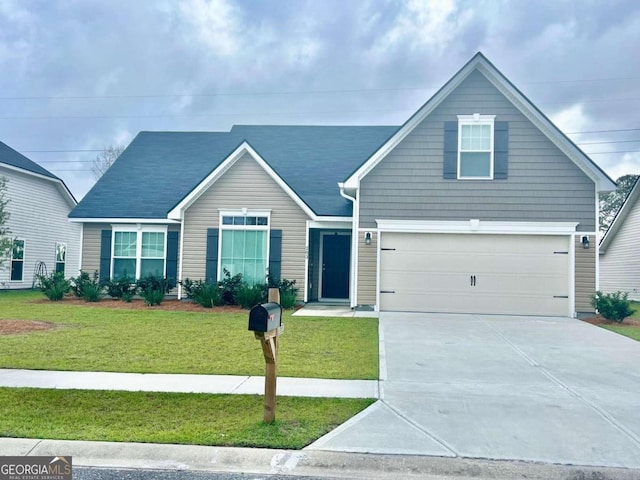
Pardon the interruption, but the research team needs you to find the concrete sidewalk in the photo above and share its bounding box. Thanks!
[2,437,638,480]
[0,369,378,398]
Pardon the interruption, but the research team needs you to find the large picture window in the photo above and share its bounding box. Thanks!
[10,239,25,281]
[219,213,269,285]
[112,227,166,279]
[458,114,495,179]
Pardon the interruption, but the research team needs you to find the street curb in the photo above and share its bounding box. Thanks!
[2,438,640,480]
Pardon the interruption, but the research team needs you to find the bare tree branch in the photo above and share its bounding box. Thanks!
[92,145,125,180]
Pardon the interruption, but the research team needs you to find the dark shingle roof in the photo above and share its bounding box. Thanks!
[0,140,59,180]
[70,125,398,219]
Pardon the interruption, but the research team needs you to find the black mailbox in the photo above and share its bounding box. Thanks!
[248,302,282,332]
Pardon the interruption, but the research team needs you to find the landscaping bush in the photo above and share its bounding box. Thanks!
[136,275,175,306]
[236,282,265,309]
[591,291,636,323]
[71,271,102,302]
[37,271,71,301]
[104,275,137,302]
[268,276,299,309]
[179,278,222,308]
[219,269,244,305]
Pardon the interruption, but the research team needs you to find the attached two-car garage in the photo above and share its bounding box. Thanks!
[379,232,571,316]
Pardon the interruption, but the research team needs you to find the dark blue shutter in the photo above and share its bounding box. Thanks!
[268,229,282,282]
[494,121,509,179]
[99,230,112,281]
[443,121,458,179]
[205,229,219,283]
[166,231,179,283]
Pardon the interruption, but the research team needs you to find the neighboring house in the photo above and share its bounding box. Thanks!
[599,177,640,300]
[69,53,615,317]
[0,141,80,288]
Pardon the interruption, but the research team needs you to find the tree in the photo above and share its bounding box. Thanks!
[599,174,639,233]
[91,144,125,180]
[0,176,11,268]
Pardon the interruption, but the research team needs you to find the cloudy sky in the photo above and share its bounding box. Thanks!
[1,0,639,199]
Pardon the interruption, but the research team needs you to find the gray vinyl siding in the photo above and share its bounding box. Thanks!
[182,152,310,299]
[0,167,81,288]
[359,70,596,232]
[600,198,640,300]
[357,231,377,306]
[81,223,109,274]
[575,234,596,313]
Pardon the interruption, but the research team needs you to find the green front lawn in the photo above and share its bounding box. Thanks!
[600,301,640,342]
[0,387,374,449]
[0,291,378,379]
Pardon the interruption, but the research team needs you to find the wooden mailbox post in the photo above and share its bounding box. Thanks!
[249,288,283,423]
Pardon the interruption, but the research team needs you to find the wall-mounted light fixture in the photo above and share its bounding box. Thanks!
[581,235,590,249]
[365,232,372,246]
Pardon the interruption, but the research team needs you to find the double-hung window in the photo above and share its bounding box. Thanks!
[457,114,495,179]
[219,212,269,285]
[112,226,167,279]
[10,239,24,281]
[55,242,66,274]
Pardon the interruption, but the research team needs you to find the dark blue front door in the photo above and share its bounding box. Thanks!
[321,234,350,299]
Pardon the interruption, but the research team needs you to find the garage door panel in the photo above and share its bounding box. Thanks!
[379,233,570,316]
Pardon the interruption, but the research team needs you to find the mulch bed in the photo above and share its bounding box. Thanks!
[30,296,245,313]
[581,314,640,327]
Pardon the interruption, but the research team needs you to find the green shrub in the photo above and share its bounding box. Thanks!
[179,278,222,308]
[219,269,244,305]
[37,272,71,301]
[591,291,635,323]
[236,282,265,309]
[268,276,299,309]
[280,290,298,309]
[71,271,102,302]
[104,275,137,302]
[136,275,174,306]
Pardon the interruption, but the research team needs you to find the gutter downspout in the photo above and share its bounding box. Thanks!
[338,182,358,309]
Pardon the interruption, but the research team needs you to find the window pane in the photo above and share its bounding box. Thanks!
[233,216,245,225]
[56,262,65,275]
[11,261,23,281]
[220,229,267,285]
[12,240,24,260]
[114,232,136,257]
[257,217,268,226]
[141,259,164,278]
[222,216,233,225]
[460,152,491,177]
[142,232,164,258]
[246,216,257,225]
[113,258,136,279]
[56,243,66,262]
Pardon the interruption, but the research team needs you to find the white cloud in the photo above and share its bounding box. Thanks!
[178,0,241,56]
[549,103,590,134]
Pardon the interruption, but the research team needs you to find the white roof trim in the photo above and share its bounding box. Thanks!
[344,53,615,192]
[69,218,180,224]
[376,219,579,235]
[1,161,77,207]
[600,178,640,252]
[167,142,317,221]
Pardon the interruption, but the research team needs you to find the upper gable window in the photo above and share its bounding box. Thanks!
[457,114,495,179]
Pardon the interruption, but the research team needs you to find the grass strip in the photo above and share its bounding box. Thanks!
[0,387,374,449]
[0,291,378,379]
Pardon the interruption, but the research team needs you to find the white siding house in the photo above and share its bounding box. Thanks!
[0,141,80,289]
[600,178,640,300]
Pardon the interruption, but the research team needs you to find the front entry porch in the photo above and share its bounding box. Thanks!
[307,229,351,303]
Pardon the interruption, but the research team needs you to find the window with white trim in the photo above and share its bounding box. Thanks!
[10,239,24,281]
[219,212,269,285]
[458,114,495,179]
[112,226,167,279]
[55,242,66,275]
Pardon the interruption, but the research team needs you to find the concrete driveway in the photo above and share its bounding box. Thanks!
[309,313,640,468]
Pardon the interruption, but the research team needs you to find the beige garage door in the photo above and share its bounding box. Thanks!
[379,233,570,316]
